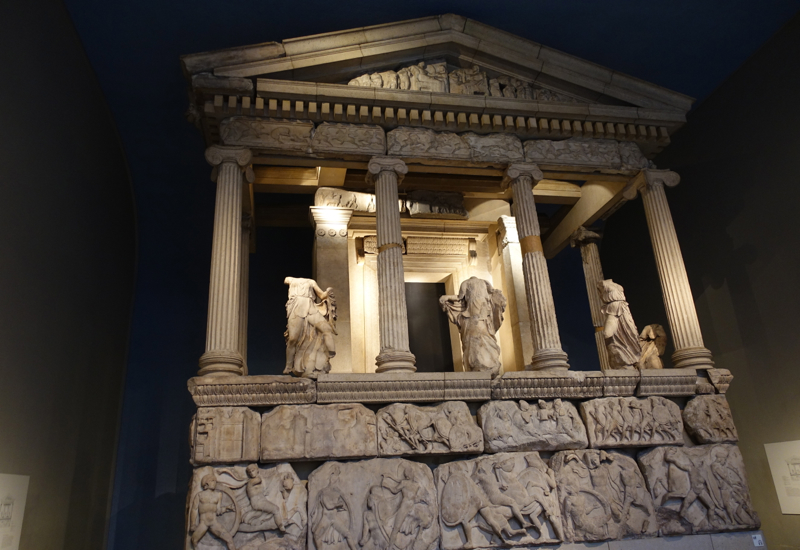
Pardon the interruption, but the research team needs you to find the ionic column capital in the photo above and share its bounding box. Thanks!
[205,145,252,167]
[366,157,408,184]
[624,169,681,199]
[569,226,601,248]
[501,163,543,189]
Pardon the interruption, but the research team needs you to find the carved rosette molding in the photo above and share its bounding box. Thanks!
[366,157,416,373]
[503,163,570,371]
[188,375,316,406]
[199,145,253,377]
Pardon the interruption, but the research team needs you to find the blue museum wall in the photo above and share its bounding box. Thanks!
[602,12,800,547]
[0,1,136,548]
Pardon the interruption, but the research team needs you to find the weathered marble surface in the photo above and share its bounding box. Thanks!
[551,449,658,542]
[435,452,564,548]
[683,395,739,444]
[478,399,587,453]
[387,127,470,160]
[377,402,482,457]
[637,324,667,369]
[221,117,313,151]
[311,123,385,156]
[638,445,759,535]
[188,375,316,407]
[523,138,649,170]
[440,277,506,376]
[191,407,261,465]
[465,133,524,163]
[580,396,683,449]
[492,370,605,400]
[707,368,733,394]
[637,369,698,397]
[308,458,439,550]
[186,463,306,550]
[598,280,642,370]
[405,190,467,219]
[260,404,377,461]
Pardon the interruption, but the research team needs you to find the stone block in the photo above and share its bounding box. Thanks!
[638,444,760,536]
[185,463,306,550]
[310,122,386,157]
[377,402,483,457]
[317,372,445,403]
[707,368,733,394]
[581,396,683,449]
[220,117,313,151]
[603,370,640,397]
[683,395,739,444]
[551,449,658,542]
[463,132,525,163]
[260,404,377,461]
[387,126,471,160]
[190,407,261,465]
[307,458,439,550]
[436,451,565,548]
[492,370,605,400]
[710,531,767,550]
[187,375,316,407]
[478,399,588,453]
[637,369,697,396]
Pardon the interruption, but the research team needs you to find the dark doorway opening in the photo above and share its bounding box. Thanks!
[405,282,455,373]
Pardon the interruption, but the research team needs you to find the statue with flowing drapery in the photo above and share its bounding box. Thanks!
[283,277,336,378]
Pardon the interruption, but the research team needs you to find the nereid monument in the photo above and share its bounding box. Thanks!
[181,15,761,549]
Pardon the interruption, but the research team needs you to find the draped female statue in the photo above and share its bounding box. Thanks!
[283,277,336,378]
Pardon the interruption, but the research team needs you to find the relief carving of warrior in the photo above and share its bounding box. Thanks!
[597,280,641,369]
[283,277,336,378]
[440,277,507,376]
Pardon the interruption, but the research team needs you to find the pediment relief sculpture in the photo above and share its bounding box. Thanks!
[347,60,584,103]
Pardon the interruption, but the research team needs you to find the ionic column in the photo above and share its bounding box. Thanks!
[637,169,714,369]
[569,227,612,371]
[238,215,252,375]
[310,206,354,373]
[366,157,416,372]
[503,164,570,370]
[198,145,251,377]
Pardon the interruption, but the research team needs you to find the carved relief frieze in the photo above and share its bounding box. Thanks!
[387,127,471,160]
[551,449,658,542]
[478,399,588,453]
[405,236,468,256]
[310,122,386,156]
[464,133,525,163]
[186,463,307,550]
[405,190,468,219]
[638,444,759,535]
[435,452,565,548]
[220,117,313,151]
[308,458,439,550]
[260,404,377,461]
[376,402,483,457]
[191,407,261,465]
[580,396,683,449]
[524,138,650,171]
[683,395,739,444]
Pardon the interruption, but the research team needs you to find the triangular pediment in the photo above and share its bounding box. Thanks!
[183,14,693,112]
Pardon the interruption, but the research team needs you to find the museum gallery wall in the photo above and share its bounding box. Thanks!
[169,14,780,550]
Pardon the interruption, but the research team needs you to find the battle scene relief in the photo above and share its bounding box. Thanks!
[478,399,587,453]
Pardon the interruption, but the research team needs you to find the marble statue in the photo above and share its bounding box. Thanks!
[638,444,759,535]
[683,395,739,444]
[440,277,507,376]
[377,402,483,456]
[551,449,657,542]
[478,399,588,453]
[283,277,336,379]
[637,324,667,369]
[186,464,307,550]
[435,452,564,548]
[308,459,439,550]
[598,280,642,369]
[580,396,683,449]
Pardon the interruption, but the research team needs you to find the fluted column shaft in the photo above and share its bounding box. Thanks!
[639,170,714,369]
[570,228,612,371]
[199,146,251,377]
[238,215,252,375]
[368,157,416,372]
[505,164,570,370]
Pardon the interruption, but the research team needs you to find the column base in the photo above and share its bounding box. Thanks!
[375,349,417,373]
[527,348,570,371]
[671,346,715,370]
[198,349,244,377]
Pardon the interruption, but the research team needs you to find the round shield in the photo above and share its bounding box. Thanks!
[441,473,480,526]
